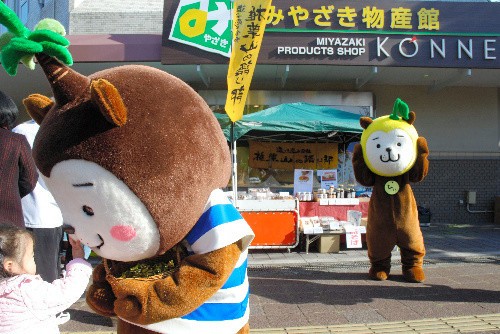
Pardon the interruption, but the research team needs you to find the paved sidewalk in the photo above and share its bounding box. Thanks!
[248,223,500,267]
[60,224,500,334]
[247,260,500,333]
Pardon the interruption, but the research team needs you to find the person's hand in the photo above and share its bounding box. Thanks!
[68,235,85,259]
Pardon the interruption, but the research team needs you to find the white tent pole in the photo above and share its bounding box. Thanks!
[343,142,346,187]
[230,122,238,207]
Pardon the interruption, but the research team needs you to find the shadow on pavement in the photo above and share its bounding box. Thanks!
[249,268,500,306]
[67,309,114,326]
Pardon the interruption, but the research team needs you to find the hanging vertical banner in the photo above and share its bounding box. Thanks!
[225,0,272,122]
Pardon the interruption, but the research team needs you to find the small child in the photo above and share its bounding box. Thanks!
[0,224,92,334]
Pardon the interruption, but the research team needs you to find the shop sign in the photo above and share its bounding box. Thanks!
[167,0,232,57]
[249,141,338,170]
[162,0,499,68]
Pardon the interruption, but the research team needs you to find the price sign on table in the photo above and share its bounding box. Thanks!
[344,225,363,249]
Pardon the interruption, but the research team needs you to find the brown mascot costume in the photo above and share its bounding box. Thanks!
[0,9,254,334]
[352,98,429,283]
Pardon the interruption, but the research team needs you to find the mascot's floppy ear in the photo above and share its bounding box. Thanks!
[406,111,416,125]
[360,116,373,129]
[23,94,54,125]
[90,78,128,127]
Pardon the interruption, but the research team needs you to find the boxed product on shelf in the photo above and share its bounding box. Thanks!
[300,217,316,234]
[247,187,273,200]
[319,216,342,232]
[318,235,341,253]
[347,210,362,226]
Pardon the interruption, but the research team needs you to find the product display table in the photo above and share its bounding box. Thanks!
[234,199,369,251]
[299,199,370,253]
[299,199,369,220]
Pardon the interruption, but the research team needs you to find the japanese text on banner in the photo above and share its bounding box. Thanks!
[225,0,272,122]
[249,141,338,170]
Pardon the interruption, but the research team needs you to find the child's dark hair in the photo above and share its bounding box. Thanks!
[0,224,34,278]
[0,90,19,130]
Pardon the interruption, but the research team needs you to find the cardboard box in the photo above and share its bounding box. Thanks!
[318,235,340,253]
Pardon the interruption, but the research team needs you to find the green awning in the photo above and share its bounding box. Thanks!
[215,102,363,143]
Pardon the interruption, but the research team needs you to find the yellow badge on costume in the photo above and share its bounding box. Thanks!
[384,180,399,195]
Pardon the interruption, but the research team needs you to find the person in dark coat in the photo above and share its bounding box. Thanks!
[0,90,38,228]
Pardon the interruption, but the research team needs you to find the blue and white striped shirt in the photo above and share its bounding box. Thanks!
[132,189,254,334]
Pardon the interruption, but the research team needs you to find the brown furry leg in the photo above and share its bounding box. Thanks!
[236,322,250,334]
[368,256,391,281]
[400,246,426,283]
[402,267,425,283]
[366,226,395,281]
[369,266,390,281]
[117,319,159,334]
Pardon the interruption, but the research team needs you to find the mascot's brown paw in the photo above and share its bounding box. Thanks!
[86,282,117,317]
[115,295,142,319]
[403,267,425,283]
[369,267,390,281]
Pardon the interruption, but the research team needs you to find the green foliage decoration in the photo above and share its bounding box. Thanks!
[119,260,177,279]
[390,98,410,121]
[0,2,72,76]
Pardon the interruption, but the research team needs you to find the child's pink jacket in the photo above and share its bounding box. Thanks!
[0,258,92,334]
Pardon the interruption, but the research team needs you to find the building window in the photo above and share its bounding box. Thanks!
[19,0,28,25]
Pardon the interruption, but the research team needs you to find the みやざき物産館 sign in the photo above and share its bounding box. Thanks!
[162,0,499,68]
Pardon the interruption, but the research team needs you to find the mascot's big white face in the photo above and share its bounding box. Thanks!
[25,64,231,263]
[360,115,419,177]
[45,160,160,262]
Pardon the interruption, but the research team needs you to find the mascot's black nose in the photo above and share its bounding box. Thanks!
[386,148,392,153]
[62,224,75,234]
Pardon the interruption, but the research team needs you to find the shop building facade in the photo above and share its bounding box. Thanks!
[1,0,498,224]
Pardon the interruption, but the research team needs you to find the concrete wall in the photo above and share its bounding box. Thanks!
[367,85,499,153]
[68,0,163,34]
[366,84,499,225]
[202,85,500,225]
[413,159,499,225]
[1,0,162,34]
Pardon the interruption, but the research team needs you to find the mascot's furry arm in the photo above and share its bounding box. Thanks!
[87,242,242,324]
[409,137,430,182]
[352,143,375,187]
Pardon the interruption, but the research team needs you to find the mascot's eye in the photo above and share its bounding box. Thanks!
[376,144,381,148]
[82,205,94,216]
[397,143,402,146]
